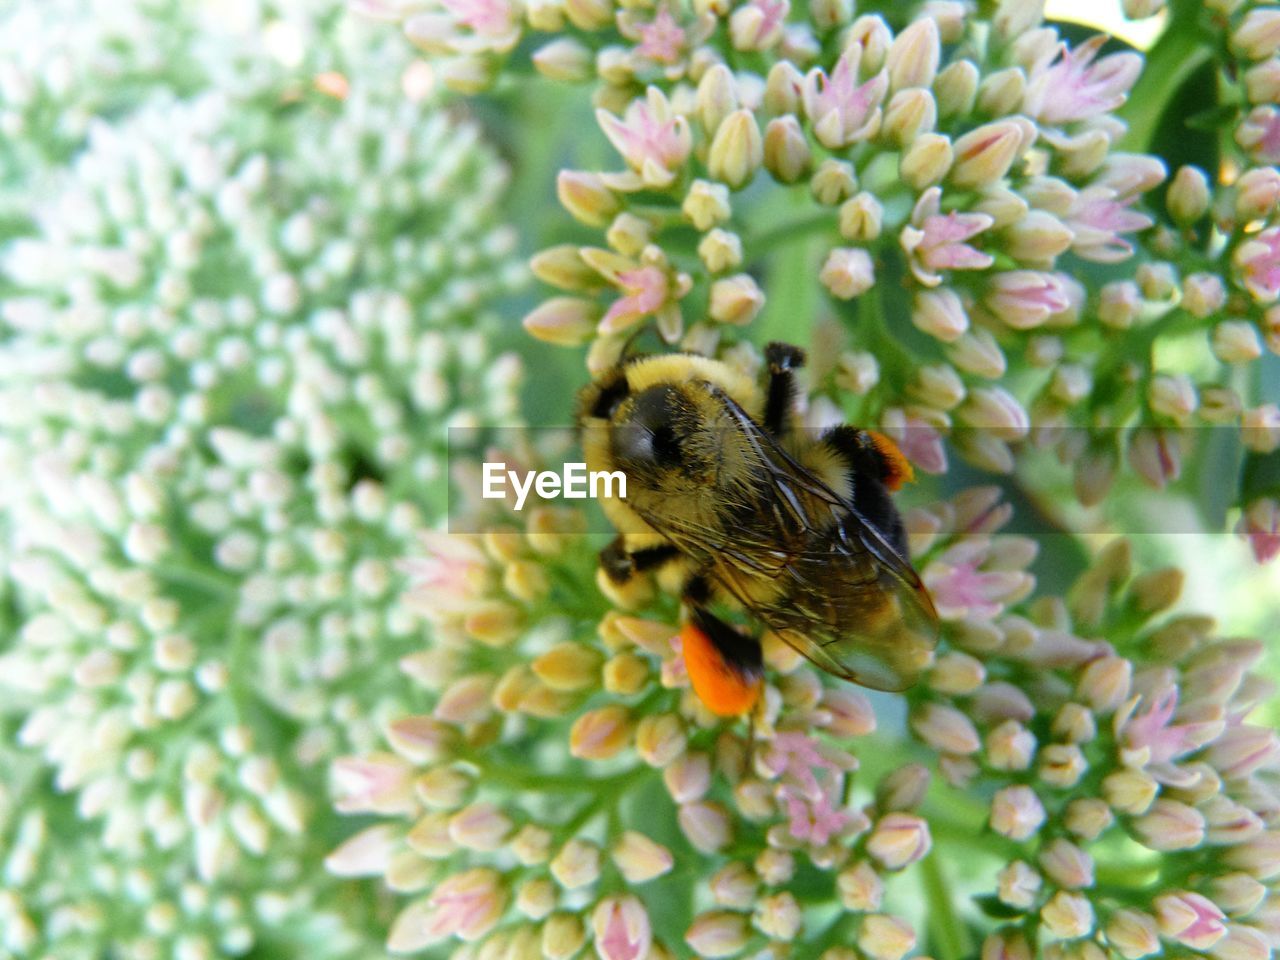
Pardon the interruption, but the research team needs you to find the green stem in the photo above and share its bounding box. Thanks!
[921,851,969,960]
[747,209,834,251]
[1118,26,1212,154]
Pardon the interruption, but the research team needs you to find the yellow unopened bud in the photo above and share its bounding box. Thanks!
[1148,373,1198,422]
[887,17,940,91]
[602,652,649,695]
[530,244,601,292]
[611,830,675,883]
[990,784,1046,839]
[1063,797,1114,841]
[708,109,763,190]
[754,891,802,940]
[635,712,687,767]
[839,192,883,241]
[911,363,965,410]
[516,876,556,919]
[557,171,619,227]
[1168,165,1211,224]
[858,914,916,960]
[976,67,1026,118]
[875,763,930,812]
[448,801,513,851]
[679,801,733,853]
[934,59,979,118]
[1232,7,1280,60]
[522,297,600,346]
[900,133,953,189]
[465,601,522,646]
[1235,167,1280,221]
[686,911,750,958]
[911,701,980,753]
[1004,209,1073,263]
[526,0,564,30]
[848,15,892,72]
[810,158,858,205]
[709,273,765,325]
[1133,798,1206,851]
[982,930,1032,960]
[563,0,612,30]
[837,860,883,912]
[1102,768,1158,815]
[835,351,879,395]
[1212,320,1262,364]
[913,288,969,342]
[711,862,758,909]
[1245,58,1280,103]
[542,913,586,960]
[986,720,1035,771]
[1039,742,1086,788]
[550,838,601,889]
[946,328,1006,378]
[569,705,632,760]
[531,643,604,691]
[697,64,739,138]
[1242,404,1280,453]
[763,116,812,183]
[1041,890,1094,940]
[820,247,876,299]
[438,55,498,94]
[995,860,1041,909]
[866,813,931,869]
[1182,273,1226,319]
[811,0,853,29]
[951,119,1031,188]
[1038,837,1094,889]
[683,179,732,231]
[532,37,593,81]
[1105,909,1160,960]
[994,0,1046,40]
[764,60,805,116]
[883,88,937,146]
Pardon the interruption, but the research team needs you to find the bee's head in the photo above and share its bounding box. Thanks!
[609,382,722,490]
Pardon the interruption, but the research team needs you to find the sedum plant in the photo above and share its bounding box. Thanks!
[0,1,522,957]
[330,0,1280,959]
[0,0,1275,960]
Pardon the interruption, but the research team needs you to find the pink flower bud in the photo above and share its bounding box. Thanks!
[386,867,505,951]
[910,701,981,754]
[1154,891,1227,949]
[593,895,653,960]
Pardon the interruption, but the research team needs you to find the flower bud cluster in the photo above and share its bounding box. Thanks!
[902,501,1280,959]
[0,3,522,955]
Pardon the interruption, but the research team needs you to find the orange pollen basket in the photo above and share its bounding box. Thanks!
[867,430,915,491]
[679,621,762,717]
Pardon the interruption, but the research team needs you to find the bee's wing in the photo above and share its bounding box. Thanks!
[632,386,939,692]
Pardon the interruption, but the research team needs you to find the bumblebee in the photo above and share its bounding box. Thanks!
[578,342,939,716]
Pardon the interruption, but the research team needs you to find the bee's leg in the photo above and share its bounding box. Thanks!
[599,536,681,586]
[680,577,764,718]
[763,341,807,438]
[819,426,910,558]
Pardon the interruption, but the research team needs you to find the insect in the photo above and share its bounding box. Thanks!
[578,341,939,716]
